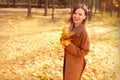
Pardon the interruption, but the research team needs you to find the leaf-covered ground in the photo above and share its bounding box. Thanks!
[0,8,120,80]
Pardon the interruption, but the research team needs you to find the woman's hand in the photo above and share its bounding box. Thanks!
[60,26,74,46]
[60,39,71,46]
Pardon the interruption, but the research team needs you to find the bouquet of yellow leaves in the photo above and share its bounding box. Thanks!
[60,26,74,46]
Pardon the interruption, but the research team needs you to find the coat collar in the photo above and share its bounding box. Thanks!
[69,23,85,31]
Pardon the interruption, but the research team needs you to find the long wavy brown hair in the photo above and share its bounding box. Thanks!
[68,4,88,25]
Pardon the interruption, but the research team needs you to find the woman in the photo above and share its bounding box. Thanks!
[61,4,90,80]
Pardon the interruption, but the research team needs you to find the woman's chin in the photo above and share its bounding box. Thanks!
[73,20,81,23]
[74,21,81,25]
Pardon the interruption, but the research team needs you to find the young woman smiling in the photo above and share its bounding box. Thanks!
[62,4,90,80]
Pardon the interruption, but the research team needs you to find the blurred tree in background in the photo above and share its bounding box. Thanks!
[0,0,120,19]
[27,0,31,18]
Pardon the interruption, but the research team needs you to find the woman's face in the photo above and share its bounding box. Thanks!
[72,8,86,26]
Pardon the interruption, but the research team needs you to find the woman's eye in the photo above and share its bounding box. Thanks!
[79,13,82,16]
[74,12,83,16]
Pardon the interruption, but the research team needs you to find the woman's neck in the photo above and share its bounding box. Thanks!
[75,23,82,27]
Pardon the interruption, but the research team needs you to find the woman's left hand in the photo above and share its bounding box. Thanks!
[60,39,71,46]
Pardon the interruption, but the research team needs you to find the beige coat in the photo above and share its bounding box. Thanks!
[63,24,90,80]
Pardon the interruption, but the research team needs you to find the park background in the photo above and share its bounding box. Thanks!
[0,0,120,80]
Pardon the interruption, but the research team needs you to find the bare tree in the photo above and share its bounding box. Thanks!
[70,0,79,13]
[95,0,99,13]
[44,0,48,16]
[52,0,55,21]
[110,0,113,17]
[38,0,42,8]
[117,0,120,17]
[118,6,120,17]
[12,0,16,7]
[27,0,31,18]
[6,0,9,7]
[88,0,93,20]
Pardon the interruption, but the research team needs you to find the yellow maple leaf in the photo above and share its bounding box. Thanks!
[60,26,74,46]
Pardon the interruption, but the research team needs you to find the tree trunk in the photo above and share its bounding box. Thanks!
[98,0,101,13]
[88,0,93,20]
[44,0,48,16]
[95,0,98,14]
[85,0,88,7]
[71,0,74,13]
[110,10,112,17]
[27,0,31,18]
[12,0,16,7]
[70,0,78,13]
[52,0,55,21]
[117,6,120,17]
[100,1,105,15]
[6,0,9,7]
[110,0,113,17]
[38,0,42,8]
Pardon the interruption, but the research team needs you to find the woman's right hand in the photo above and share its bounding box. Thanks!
[60,39,71,46]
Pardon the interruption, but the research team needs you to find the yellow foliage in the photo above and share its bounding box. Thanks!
[0,8,120,80]
[60,26,74,46]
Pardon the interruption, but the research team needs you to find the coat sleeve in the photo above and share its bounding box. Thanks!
[65,30,90,57]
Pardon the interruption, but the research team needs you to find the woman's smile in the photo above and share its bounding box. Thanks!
[72,8,86,27]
